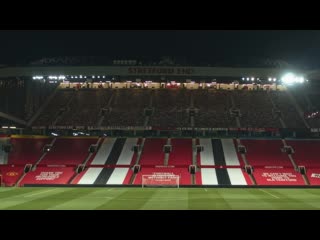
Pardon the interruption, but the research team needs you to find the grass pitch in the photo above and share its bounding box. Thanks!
[1,187,320,210]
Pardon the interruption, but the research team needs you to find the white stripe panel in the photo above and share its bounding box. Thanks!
[221,139,240,166]
[227,168,247,185]
[0,138,8,164]
[91,138,116,165]
[201,168,218,185]
[116,138,137,165]
[78,168,103,184]
[107,168,130,185]
[199,138,215,165]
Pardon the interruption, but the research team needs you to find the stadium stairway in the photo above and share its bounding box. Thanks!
[129,138,145,184]
[0,136,9,164]
[281,139,298,170]
[163,138,171,166]
[33,137,57,168]
[67,137,103,183]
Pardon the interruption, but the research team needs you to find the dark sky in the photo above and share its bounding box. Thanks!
[0,30,320,68]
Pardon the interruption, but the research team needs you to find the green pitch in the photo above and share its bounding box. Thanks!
[1,187,320,210]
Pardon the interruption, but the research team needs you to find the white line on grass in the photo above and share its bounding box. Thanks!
[204,188,208,192]
[259,189,279,199]
[24,188,58,197]
[107,188,113,192]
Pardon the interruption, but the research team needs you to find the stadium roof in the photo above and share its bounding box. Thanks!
[0,65,306,79]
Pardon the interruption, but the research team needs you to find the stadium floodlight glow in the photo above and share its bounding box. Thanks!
[103,76,105,78]
[268,78,272,82]
[71,76,74,78]
[58,75,66,80]
[242,77,245,80]
[246,78,249,81]
[33,76,43,80]
[251,77,254,81]
[98,76,100,78]
[75,76,78,79]
[92,75,95,78]
[9,126,16,129]
[1,126,8,129]
[51,132,58,136]
[79,75,83,79]
[297,76,304,83]
[273,78,276,82]
[281,73,296,85]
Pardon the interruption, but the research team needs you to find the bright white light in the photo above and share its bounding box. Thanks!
[80,75,83,79]
[51,132,58,136]
[103,76,106,78]
[71,76,74,79]
[273,78,276,82]
[9,126,16,129]
[246,78,250,81]
[268,78,272,81]
[75,76,78,79]
[2,126,8,129]
[73,133,78,136]
[33,76,43,80]
[281,73,296,85]
[251,77,254,81]
[242,78,245,80]
[92,76,95,78]
[98,76,100,78]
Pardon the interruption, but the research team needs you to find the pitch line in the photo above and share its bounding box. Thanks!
[204,188,208,192]
[24,188,58,197]
[259,189,279,199]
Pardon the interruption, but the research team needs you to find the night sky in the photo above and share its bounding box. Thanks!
[0,30,320,69]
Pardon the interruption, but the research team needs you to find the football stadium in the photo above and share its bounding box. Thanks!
[1,32,320,210]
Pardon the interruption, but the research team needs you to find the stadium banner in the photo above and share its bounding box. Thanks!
[259,172,299,183]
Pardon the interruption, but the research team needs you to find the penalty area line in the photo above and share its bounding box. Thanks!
[259,189,279,199]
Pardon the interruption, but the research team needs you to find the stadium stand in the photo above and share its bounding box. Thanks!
[8,136,51,165]
[234,90,281,128]
[193,90,236,128]
[20,167,75,185]
[168,139,193,165]
[253,168,305,185]
[286,140,320,168]
[39,137,98,165]
[240,139,293,167]
[139,138,166,165]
